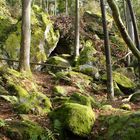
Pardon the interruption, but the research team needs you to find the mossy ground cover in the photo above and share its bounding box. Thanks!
[0,68,140,140]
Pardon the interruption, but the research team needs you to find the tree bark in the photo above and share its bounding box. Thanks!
[65,0,68,16]
[126,0,140,78]
[74,0,80,62]
[54,0,57,15]
[46,0,49,12]
[19,0,31,72]
[125,1,134,65]
[126,0,140,50]
[107,0,140,60]
[100,0,114,100]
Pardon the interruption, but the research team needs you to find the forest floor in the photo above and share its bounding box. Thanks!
[0,72,140,140]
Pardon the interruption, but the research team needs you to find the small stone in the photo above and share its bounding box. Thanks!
[120,104,131,111]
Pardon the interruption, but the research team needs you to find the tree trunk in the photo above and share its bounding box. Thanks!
[74,0,80,62]
[100,0,114,100]
[46,0,49,12]
[125,1,134,65]
[126,0,140,78]
[54,0,57,15]
[65,0,68,16]
[107,0,140,60]
[19,0,31,72]
[126,0,140,50]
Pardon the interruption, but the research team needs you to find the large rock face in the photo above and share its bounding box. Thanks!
[49,103,95,137]
[1,5,59,65]
[0,0,17,46]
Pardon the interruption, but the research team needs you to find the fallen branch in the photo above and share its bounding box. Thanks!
[0,58,69,69]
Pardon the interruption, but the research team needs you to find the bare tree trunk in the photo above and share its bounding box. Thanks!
[126,0,140,78]
[74,0,80,62]
[107,0,140,60]
[19,0,31,72]
[65,0,68,16]
[126,0,140,50]
[46,0,49,12]
[54,0,57,15]
[125,1,134,65]
[100,0,114,100]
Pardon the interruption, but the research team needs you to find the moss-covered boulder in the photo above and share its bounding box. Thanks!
[67,71,92,86]
[15,91,52,115]
[83,11,113,35]
[49,103,95,137]
[120,104,132,111]
[94,112,140,140]
[47,56,70,67]
[55,71,92,87]
[0,67,52,115]
[100,105,114,111]
[0,120,53,140]
[78,65,100,78]
[102,72,136,94]
[77,40,97,65]
[53,85,67,96]
[42,56,71,72]
[69,92,95,107]
[113,72,136,89]
[115,67,136,80]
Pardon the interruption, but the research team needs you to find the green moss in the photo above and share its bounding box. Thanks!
[55,71,92,86]
[78,65,99,78]
[114,82,124,96]
[102,72,136,89]
[2,5,59,64]
[77,40,97,65]
[53,85,67,96]
[47,56,70,67]
[68,71,92,86]
[43,56,71,72]
[100,105,113,111]
[69,92,95,107]
[15,92,52,115]
[113,72,136,89]
[3,120,53,140]
[0,68,52,115]
[0,84,8,95]
[97,112,140,140]
[49,103,95,137]
[120,104,132,111]
[115,67,136,81]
